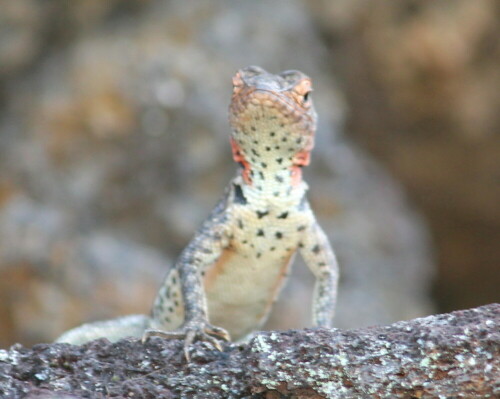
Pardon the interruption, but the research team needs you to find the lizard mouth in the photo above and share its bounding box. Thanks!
[228,66,317,143]
[228,87,315,156]
[231,87,314,125]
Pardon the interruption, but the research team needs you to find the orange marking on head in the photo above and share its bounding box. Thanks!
[230,137,252,185]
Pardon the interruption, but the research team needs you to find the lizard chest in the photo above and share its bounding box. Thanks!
[202,203,307,338]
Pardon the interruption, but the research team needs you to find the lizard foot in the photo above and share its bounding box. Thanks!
[142,320,230,361]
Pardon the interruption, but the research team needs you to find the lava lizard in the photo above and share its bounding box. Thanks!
[56,66,340,359]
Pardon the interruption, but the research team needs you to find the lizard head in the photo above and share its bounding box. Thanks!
[228,66,317,185]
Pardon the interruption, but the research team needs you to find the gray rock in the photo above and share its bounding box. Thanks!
[0,304,497,399]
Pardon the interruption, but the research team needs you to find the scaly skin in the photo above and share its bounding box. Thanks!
[56,66,340,360]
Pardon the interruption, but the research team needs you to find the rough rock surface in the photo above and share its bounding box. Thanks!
[0,0,434,346]
[1,304,498,398]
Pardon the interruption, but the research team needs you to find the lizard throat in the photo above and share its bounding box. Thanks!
[230,136,310,189]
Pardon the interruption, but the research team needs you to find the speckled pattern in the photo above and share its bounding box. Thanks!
[2,304,498,398]
[146,66,339,342]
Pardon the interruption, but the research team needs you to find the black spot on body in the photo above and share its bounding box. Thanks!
[238,219,244,229]
[273,191,279,197]
[256,253,262,259]
[233,184,248,205]
[270,247,276,251]
[261,162,267,168]
[275,175,284,183]
[277,211,288,219]
[312,244,321,254]
[256,210,269,218]
[270,131,276,137]
[251,149,259,156]
[257,229,265,237]
[276,158,283,164]
[251,126,256,131]
[296,137,303,144]
[275,232,283,239]
[282,137,288,142]
[266,147,271,151]
[259,171,265,180]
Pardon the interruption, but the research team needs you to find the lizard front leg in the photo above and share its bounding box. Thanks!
[143,210,232,360]
[299,216,339,327]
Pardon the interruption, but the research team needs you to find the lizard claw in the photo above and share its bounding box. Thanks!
[142,321,230,361]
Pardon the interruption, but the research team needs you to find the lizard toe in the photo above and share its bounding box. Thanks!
[204,324,231,342]
[141,328,185,343]
[142,322,230,361]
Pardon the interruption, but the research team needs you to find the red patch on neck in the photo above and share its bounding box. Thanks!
[291,149,310,186]
[230,137,252,185]
[294,150,311,167]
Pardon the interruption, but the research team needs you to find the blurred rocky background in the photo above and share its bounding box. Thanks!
[0,0,497,348]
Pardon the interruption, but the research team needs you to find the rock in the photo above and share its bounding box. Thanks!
[0,304,497,398]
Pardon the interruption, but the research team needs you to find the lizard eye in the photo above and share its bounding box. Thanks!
[300,90,312,107]
[293,78,313,106]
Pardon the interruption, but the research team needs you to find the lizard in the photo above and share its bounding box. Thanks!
[56,66,340,360]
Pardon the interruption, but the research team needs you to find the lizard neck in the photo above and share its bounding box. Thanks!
[230,135,311,191]
[234,158,309,209]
